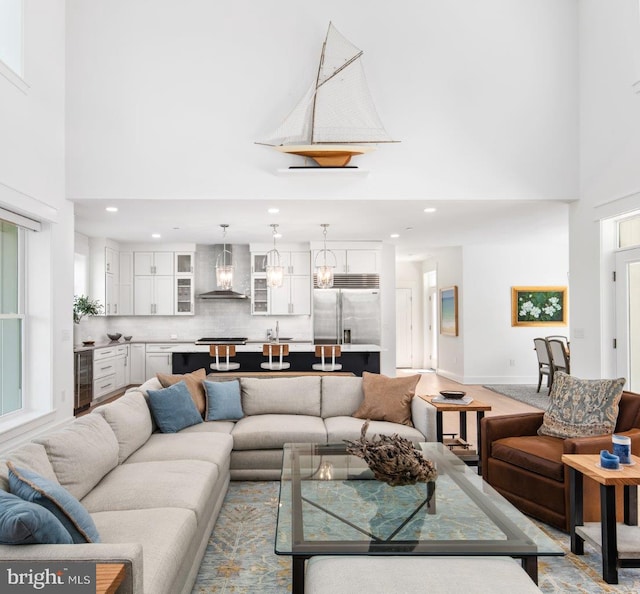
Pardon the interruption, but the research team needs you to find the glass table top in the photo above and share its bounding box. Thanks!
[275,442,562,557]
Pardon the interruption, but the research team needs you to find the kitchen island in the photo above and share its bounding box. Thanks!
[172,342,381,376]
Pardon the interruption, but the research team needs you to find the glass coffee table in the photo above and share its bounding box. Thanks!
[276,442,562,594]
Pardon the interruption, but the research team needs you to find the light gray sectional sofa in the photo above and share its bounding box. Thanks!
[129,374,437,480]
[0,390,232,594]
[0,374,435,594]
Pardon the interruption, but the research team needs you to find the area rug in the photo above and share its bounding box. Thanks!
[483,384,550,410]
[191,481,640,593]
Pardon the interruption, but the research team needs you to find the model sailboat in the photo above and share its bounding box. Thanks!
[259,23,395,167]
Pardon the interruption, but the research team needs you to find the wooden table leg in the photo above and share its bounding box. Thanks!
[520,556,538,584]
[569,467,584,555]
[601,484,619,584]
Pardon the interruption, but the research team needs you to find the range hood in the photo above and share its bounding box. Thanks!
[199,289,248,300]
[197,244,250,300]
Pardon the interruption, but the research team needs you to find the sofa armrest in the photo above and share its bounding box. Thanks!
[564,428,640,454]
[480,412,545,481]
[0,543,143,594]
[412,396,436,442]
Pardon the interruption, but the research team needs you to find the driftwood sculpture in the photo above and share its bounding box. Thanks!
[344,421,438,486]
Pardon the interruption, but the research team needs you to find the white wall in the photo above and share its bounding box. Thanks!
[0,0,72,448]
[66,0,578,203]
[573,0,640,379]
[463,240,569,384]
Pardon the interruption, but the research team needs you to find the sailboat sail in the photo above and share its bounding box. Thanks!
[260,23,394,149]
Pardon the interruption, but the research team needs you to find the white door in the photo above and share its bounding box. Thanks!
[616,248,640,390]
[396,288,412,368]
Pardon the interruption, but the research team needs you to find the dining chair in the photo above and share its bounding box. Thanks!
[261,343,290,371]
[209,344,240,372]
[533,338,553,392]
[548,338,570,375]
[546,335,569,349]
[312,345,343,371]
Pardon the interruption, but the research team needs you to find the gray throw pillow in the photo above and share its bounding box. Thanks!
[538,372,626,438]
[147,381,203,433]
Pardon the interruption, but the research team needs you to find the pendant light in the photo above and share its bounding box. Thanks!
[315,224,336,289]
[265,224,284,288]
[216,224,234,290]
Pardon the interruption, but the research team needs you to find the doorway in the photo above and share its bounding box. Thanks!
[616,248,640,391]
[396,288,413,368]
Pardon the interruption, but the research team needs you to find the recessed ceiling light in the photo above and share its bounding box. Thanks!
[151,233,161,239]
[423,207,437,213]
[390,233,400,238]
[105,206,118,213]
[268,207,280,214]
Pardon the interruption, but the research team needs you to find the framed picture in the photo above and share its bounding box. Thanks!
[511,286,568,327]
[440,286,458,336]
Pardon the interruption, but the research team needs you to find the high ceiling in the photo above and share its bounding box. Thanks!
[73,198,570,261]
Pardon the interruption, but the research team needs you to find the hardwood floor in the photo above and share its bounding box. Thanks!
[397,369,541,450]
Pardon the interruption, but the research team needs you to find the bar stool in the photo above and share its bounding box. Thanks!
[312,345,342,371]
[209,344,240,372]
[261,343,290,371]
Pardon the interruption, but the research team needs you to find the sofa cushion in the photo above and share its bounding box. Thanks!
[241,377,321,416]
[95,391,153,463]
[0,490,73,545]
[157,368,207,414]
[324,416,426,446]
[178,420,235,434]
[353,372,420,427]
[321,376,364,418]
[231,415,327,450]
[147,381,203,433]
[91,507,197,594]
[80,459,218,523]
[124,432,233,470]
[204,379,244,421]
[538,372,626,439]
[8,463,100,544]
[35,414,119,500]
[491,435,565,481]
[0,442,59,493]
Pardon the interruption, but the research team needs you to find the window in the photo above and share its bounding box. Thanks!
[0,0,23,76]
[0,219,24,416]
[619,213,640,248]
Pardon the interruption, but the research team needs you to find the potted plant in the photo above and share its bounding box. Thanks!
[73,295,103,324]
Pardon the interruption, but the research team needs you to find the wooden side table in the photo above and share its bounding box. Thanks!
[562,453,640,584]
[96,563,126,594]
[420,396,492,473]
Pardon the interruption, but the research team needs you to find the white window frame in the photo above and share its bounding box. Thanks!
[0,0,28,93]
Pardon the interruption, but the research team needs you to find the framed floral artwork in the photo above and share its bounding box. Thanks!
[511,286,567,327]
[440,286,458,336]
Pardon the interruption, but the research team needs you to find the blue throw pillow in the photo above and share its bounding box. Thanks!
[7,463,100,544]
[0,490,73,545]
[147,380,204,433]
[204,379,244,421]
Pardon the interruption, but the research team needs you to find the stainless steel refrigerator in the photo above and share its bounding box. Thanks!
[313,289,381,345]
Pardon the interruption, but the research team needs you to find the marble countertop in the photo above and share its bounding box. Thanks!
[74,340,381,353]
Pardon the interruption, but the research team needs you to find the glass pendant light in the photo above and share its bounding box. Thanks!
[265,224,284,288]
[216,224,234,290]
[315,224,336,289]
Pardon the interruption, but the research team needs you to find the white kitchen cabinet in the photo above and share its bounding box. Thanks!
[118,251,134,316]
[105,273,117,316]
[279,251,311,275]
[105,247,119,276]
[145,352,172,377]
[312,249,379,274]
[134,275,174,315]
[134,252,174,276]
[175,276,194,315]
[269,276,311,315]
[129,344,146,384]
[92,345,128,401]
[251,275,268,315]
[175,252,194,275]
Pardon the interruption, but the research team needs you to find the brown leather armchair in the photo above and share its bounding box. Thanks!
[481,391,640,532]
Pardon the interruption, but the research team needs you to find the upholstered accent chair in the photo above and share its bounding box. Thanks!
[481,391,640,532]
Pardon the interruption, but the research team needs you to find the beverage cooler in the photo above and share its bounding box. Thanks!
[74,350,93,413]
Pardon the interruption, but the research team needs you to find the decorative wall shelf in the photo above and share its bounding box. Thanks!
[275,168,370,177]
